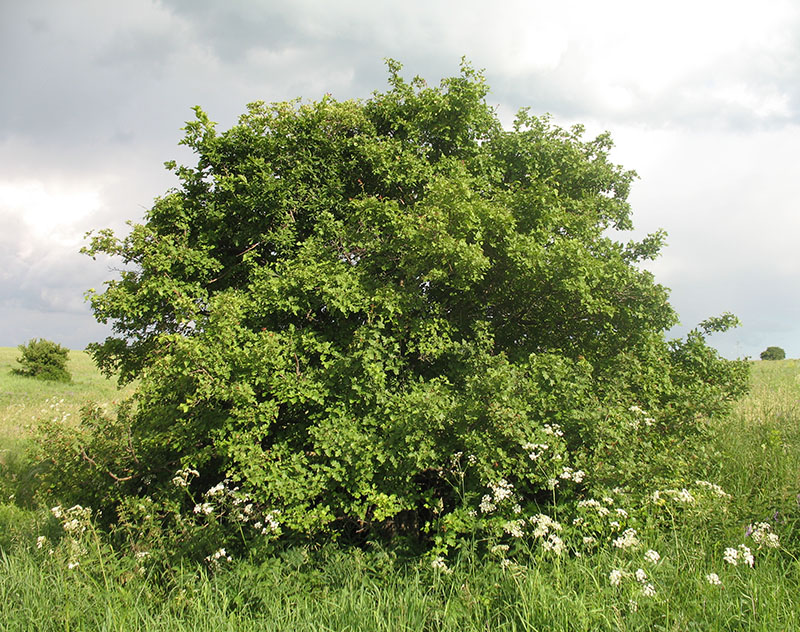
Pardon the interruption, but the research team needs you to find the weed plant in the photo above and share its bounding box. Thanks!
[0,356,799,630]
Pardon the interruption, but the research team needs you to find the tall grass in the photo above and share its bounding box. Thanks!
[0,356,798,631]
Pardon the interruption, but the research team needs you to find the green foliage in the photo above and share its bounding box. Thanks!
[13,339,71,383]
[760,346,786,361]
[53,60,749,547]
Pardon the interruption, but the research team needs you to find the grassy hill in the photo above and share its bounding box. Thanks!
[0,347,135,458]
[0,356,798,630]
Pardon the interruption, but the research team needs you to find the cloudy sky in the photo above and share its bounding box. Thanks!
[2,0,798,359]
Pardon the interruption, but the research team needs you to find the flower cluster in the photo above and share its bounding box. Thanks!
[748,522,780,549]
[628,404,656,429]
[694,480,731,499]
[542,423,564,437]
[522,442,550,461]
[503,519,525,538]
[179,474,282,538]
[558,467,585,483]
[577,498,611,517]
[431,556,453,574]
[612,528,640,550]
[643,549,661,564]
[46,504,98,570]
[480,479,515,514]
[529,514,565,555]
[171,467,199,488]
[723,544,754,567]
[205,547,232,567]
[51,504,92,536]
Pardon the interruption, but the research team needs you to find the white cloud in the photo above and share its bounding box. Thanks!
[0,180,102,253]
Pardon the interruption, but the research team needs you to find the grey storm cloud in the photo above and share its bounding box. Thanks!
[1,0,799,357]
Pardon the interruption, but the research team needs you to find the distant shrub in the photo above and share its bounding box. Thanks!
[760,347,786,361]
[13,338,72,382]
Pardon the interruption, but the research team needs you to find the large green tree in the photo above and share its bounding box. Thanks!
[76,61,747,537]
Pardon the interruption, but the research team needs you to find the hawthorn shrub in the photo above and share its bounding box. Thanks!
[13,338,71,382]
[36,61,748,552]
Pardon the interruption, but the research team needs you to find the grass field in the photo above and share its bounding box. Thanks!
[0,347,136,460]
[1,352,799,630]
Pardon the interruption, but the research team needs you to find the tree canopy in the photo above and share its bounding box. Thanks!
[760,346,786,361]
[75,61,748,541]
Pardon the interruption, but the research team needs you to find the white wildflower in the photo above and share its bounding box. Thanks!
[67,561,80,570]
[479,495,496,514]
[613,528,640,549]
[695,480,731,498]
[641,583,656,597]
[431,556,453,574]
[644,549,661,564]
[503,520,525,538]
[763,533,780,548]
[651,490,662,504]
[609,569,624,586]
[635,568,647,583]
[723,547,739,565]
[262,511,281,532]
[523,443,549,460]
[512,503,522,514]
[676,489,695,503]
[490,544,510,555]
[542,534,565,555]
[193,503,213,515]
[706,573,723,585]
[529,514,562,538]
[171,467,199,488]
[36,536,46,549]
[490,479,514,503]
[206,548,232,564]
[543,423,564,437]
[749,522,780,549]
[51,505,63,519]
[615,508,628,518]
[205,482,225,497]
[739,544,754,568]
[582,536,597,546]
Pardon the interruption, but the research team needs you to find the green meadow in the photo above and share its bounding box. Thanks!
[1,349,799,631]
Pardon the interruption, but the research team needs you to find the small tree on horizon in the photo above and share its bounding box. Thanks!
[760,346,786,361]
[13,338,72,382]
